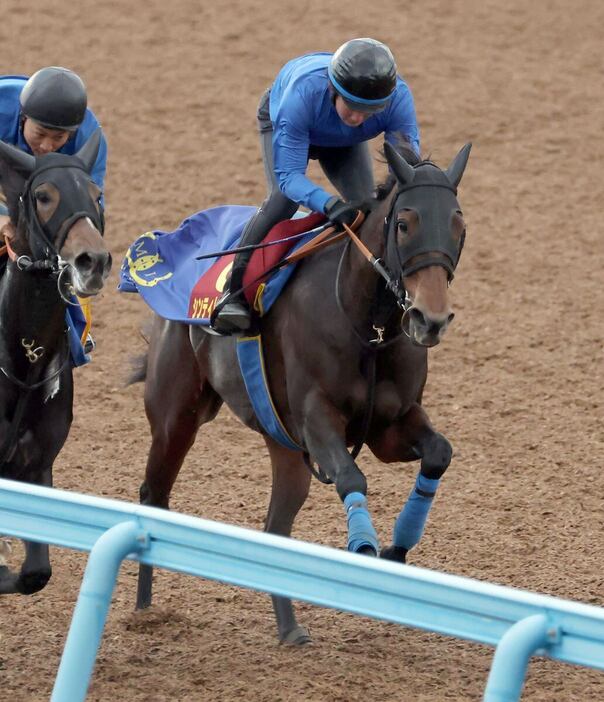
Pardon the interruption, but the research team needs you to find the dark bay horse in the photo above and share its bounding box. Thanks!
[0,132,111,594]
[135,141,470,643]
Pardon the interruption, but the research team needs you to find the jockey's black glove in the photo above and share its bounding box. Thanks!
[324,197,359,227]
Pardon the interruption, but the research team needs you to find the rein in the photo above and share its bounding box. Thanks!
[303,211,409,485]
[0,344,70,469]
[4,235,60,275]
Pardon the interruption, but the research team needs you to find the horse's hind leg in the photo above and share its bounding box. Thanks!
[263,437,312,645]
[136,321,222,609]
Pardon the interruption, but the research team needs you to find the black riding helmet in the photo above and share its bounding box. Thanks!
[20,67,87,132]
[328,38,397,113]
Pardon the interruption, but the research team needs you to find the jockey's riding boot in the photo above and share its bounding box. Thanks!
[84,332,96,354]
[211,293,251,334]
[211,221,261,334]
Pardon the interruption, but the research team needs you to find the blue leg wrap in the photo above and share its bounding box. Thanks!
[344,492,379,553]
[393,473,440,551]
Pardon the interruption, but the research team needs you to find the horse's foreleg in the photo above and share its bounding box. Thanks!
[301,393,379,556]
[263,437,312,645]
[369,403,452,564]
[0,466,53,595]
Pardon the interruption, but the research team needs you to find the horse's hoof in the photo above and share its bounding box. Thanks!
[17,568,52,595]
[0,565,19,594]
[136,564,154,609]
[280,625,312,646]
[357,544,378,557]
[380,545,408,564]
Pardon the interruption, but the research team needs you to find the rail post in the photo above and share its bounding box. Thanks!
[51,520,148,702]
[484,613,552,702]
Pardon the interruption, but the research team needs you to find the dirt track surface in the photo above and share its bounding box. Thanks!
[1,1,603,700]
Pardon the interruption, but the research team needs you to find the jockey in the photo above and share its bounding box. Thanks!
[212,37,420,334]
[0,67,108,354]
[0,67,107,242]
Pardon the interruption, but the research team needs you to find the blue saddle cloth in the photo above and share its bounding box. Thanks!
[67,302,90,367]
[119,206,254,323]
[118,205,320,325]
[120,205,328,451]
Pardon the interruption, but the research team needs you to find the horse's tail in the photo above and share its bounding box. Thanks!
[127,353,148,385]
[126,319,154,385]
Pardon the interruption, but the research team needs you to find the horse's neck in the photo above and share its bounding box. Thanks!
[0,262,66,376]
[339,193,394,314]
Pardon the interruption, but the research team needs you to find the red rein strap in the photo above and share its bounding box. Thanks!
[4,237,17,261]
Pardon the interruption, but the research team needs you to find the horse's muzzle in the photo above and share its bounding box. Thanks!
[70,250,112,296]
[403,306,455,347]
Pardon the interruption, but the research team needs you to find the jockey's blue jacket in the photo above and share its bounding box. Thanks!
[0,75,107,192]
[269,52,420,213]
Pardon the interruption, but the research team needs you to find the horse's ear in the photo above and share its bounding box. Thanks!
[384,141,416,185]
[0,140,35,177]
[75,129,101,174]
[444,143,472,188]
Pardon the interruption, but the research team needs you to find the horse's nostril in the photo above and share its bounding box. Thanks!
[104,252,113,276]
[409,307,454,336]
[409,307,427,328]
[75,251,112,277]
[75,252,94,272]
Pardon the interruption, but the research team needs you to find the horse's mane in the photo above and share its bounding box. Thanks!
[0,160,24,225]
[374,138,423,202]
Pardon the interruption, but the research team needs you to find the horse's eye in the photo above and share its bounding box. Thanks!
[35,192,51,205]
[397,220,408,234]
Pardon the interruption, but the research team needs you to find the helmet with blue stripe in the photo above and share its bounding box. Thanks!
[328,38,397,113]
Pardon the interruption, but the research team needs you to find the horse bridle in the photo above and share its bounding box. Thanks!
[0,161,103,468]
[16,159,104,276]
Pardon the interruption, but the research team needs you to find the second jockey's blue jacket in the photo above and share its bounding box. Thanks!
[269,52,420,214]
[0,75,107,192]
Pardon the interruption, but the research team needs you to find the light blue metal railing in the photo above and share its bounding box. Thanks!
[0,477,602,702]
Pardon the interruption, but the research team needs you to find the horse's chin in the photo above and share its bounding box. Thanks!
[69,271,108,298]
[413,336,441,348]
[73,285,102,298]
[409,327,443,348]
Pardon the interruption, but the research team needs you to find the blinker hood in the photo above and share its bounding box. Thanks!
[385,164,463,280]
[383,141,471,280]
[28,159,103,244]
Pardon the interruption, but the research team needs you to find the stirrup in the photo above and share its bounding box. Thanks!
[84,333,96,354]
[211,299,251,334]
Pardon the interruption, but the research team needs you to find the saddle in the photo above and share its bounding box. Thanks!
[120,205,359,326]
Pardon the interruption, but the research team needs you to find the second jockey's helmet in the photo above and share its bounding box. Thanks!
[20,67,87,132]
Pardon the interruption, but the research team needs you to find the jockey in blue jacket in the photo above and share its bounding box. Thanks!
[0,67,108,356]
[212,37,420,334]
[0,66,107,236]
